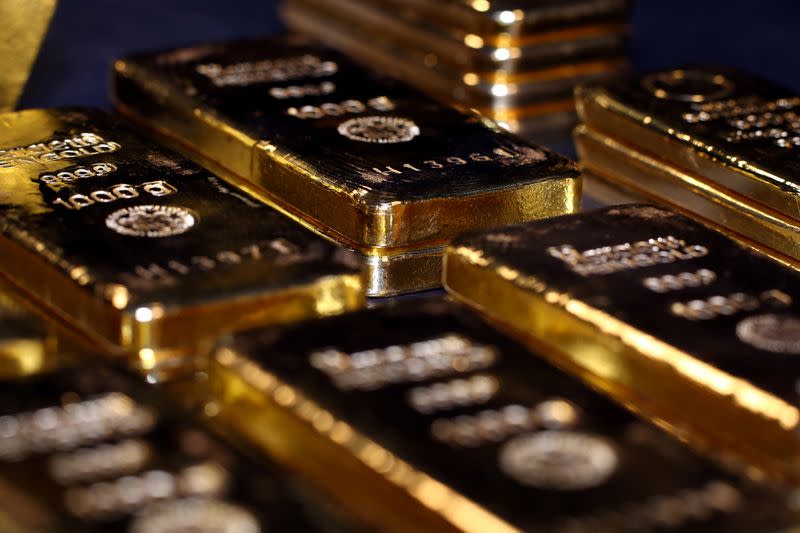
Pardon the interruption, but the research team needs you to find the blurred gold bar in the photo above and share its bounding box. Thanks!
[113,36,580,296]
[0,0,57,111]
[210,298,799,531]
[577,67,800,224]
[0,284,58,378]
[0,108,364,370]
[444,204,800,484]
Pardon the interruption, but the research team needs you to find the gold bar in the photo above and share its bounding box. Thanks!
[444,204,800,484]
[280,1,629,115]
[0,108,364,369]
[0,363,363,532]
[210,297,799,532]
[575,124,800,267]
[112,36,581,296]
[287,0,628,76]
[577,67,800,224]
[361,0,632,44]
[0,284,58,378]
[0,0,58,111]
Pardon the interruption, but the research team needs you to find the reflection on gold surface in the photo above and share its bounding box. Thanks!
[0,1,58,111]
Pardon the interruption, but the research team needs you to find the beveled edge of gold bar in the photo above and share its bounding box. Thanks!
[209,347,519,533]
[575,83,800,222]
[113,63,582,254]
[442,220,800,486]
[574,124,800,269]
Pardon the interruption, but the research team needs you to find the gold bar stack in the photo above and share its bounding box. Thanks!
[576,67,800,267]
[112,36,580,296]
[0,108,364,370]
[209,298,800,532]
[280,0,633,137]
[444,204,800,484]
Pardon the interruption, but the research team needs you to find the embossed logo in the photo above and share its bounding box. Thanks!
[337,116,420,144]
[105,205,196,238]
[499,431,618,490]
[642,69,735,103]
[736,314,800,354]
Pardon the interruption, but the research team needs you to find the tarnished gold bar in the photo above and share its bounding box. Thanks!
[363,0,632,44]
[0,0,58,111]
[113,37,580,296]
[577,67,800,224]
[0,108,364,369]
[0,363,365,532]
[210,298,799,532]
[575,124,800,267]
[444,204,800,484]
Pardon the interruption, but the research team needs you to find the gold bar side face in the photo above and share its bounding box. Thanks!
[0,108,364,363]
[444,204,800,483]
[577,67,800,222]
[112,36,580,253]
[210,298,799,532]
[0,0,58,111]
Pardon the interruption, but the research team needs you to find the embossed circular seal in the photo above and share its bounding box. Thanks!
[499,430,618,490]
[130,499,260,533]
[736,314,800,354]
[642,69,735,103]
[337,116,420,143]
[105,205,196,238]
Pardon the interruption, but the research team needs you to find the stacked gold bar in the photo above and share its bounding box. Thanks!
[576,67,800,267]
[280,0,632,138]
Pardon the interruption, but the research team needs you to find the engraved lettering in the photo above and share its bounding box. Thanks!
[642,269,717,293]
[269,81,336,99]
[547,236,709,276]
[0,134,121,169]
[196,55,337,87]
[670,290,791,320]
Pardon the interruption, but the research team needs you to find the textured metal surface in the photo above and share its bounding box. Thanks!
[211,297,797,532]
[0,108,364,364]
[0,0,57,111]
[444,204,800,484]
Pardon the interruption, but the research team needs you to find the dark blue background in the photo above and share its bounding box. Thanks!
[20,1,800,109]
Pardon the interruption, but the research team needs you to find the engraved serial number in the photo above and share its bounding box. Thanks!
[51,181,176,211]
[547,236,709,277]
[286,96,394,119]
[367,146,528,178]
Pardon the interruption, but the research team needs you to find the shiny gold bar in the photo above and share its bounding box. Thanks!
[280,1,629,118]
[0,108,364,369]
[0,285,58,378]
[575,124,800,268]
[577,67,800,224]
[112,36,580,296]
[0,0,58,111]
[287,0,628,76]
[363,0,632,45]
[444,204,800,484]
[210,297,799,532]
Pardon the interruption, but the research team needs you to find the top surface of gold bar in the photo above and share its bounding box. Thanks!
[0,0,58,111]
[444,204,800,483]
[113,36,579,252]
[577,67,800,222]
[364,0,631,41]
[0,108,364,360]
[212,298,798,532]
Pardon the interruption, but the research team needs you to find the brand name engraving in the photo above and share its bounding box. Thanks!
[547,236,709,276]
[196,55,337,87]
[0,133,121,169]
